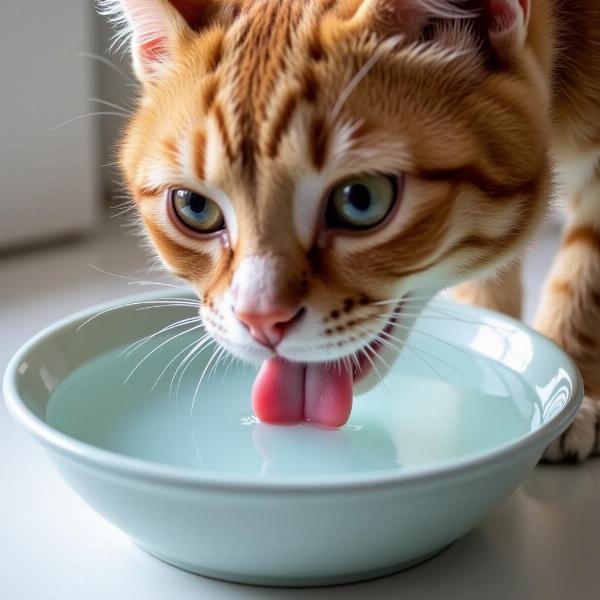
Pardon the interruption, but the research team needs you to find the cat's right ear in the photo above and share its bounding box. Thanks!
[360,0,531,61]
[98,0,219,84]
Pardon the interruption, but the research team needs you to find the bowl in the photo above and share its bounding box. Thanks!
[3,291,582,587]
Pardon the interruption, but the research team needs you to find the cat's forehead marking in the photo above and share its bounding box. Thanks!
[210,1,325,173]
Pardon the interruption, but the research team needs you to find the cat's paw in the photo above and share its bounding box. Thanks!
[543,397,600,463]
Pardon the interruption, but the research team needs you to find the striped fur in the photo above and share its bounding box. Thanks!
[104,1,600,461]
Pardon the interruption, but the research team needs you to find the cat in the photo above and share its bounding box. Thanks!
[100,0,600,460]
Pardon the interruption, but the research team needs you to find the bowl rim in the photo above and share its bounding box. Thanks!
[3,290,583,493]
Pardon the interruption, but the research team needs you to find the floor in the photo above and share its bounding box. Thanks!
[1,219,600,599]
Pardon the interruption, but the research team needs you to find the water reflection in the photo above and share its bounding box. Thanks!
[251,422,399,478]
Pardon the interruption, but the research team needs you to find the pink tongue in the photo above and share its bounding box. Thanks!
[251,358,353,428]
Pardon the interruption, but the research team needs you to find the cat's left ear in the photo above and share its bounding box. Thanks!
[99,0,219,83]
[362,0,531,61]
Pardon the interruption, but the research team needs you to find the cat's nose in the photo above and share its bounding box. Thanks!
[235,304,304,348]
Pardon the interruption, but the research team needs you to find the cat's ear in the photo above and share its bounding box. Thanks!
[486,0,530,60]
[99,0,219,83]
[363,0,531,61]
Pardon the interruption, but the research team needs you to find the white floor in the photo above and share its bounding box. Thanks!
[1,219,599,599]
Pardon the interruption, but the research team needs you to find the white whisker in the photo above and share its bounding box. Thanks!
[151,338,202,391]
[173,338,216,403]
[403,345,449,384]
[190,346,224,414]
[77,51,133,80]
[332,34,403,122]
[89,97,134,115]
[50,111,129,131]
[76,299,199,331]
[124,324,204,384]
[123,316,202,357]
[87,264,185,289]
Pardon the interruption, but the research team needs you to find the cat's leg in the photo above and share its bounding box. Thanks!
[536,174,600,462]
[454,262,522,319]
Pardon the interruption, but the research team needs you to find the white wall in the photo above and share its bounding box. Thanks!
[0,1,105,249]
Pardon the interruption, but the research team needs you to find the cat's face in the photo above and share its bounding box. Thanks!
[112,0,547,388]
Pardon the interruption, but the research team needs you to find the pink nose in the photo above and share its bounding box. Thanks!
[235,305,303,348]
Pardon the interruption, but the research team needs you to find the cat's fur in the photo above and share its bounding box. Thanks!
[102,0,600,461]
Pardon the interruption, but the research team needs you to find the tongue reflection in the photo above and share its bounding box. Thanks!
[251,357,353,427]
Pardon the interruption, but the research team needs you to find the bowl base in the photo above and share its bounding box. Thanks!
[136,542,449,587]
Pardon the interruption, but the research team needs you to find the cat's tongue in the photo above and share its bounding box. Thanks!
[251,357,353,427]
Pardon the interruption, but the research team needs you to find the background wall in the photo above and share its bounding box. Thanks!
[93,10,137,206]
[0,2,135,251]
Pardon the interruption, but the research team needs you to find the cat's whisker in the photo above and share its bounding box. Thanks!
[110,205,137,219]
[190,345,225,414]
[222,353,238,381]
[377,329,463,376]
[374,310,506,328]
[373,307,515,332]
[352,318,460,386]
[87,264,186,289]
[110,198,133,209]
[124,324,204,384]
[373,318,474,360]
[135,302,199,311]
[332,34,404,122]
[359,342,384,382]
[190,426,209,470]
[123,315,202,357]
[50,111,129,132]
[89,97,134,115]
[208,346,229,382]
[370,296,438,306]
[372,294,496,322]
[408,344,464,377]
[76,299,199,332]
[76,51,133,81]
[172,338,216,404]
[151,338,202,391]
[403,345,449,384]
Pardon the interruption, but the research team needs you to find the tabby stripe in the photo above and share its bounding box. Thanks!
[302,64,319,103]
[266,92,299,159]
[202,76,219,111]
[193,129,206,181]
[310,115,329,170]
[562,226,600,253]
[213,103,235,162]
[417,167,537,198]
[145,219,214,280]
[308,25,324,61]
[161,138,180,169]
[394,203,531,279]
[204,31,224,73]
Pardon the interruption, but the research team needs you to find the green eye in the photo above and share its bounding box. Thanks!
[325,174,398,230]
[171,189,225,234]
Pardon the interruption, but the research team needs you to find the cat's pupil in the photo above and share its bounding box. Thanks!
[346,184,371,212]
[188,193,206,214]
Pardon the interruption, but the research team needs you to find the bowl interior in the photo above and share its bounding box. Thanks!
[8,293,579,481]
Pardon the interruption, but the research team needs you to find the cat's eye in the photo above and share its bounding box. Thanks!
[170,189,225,235]
[325,174,398,231]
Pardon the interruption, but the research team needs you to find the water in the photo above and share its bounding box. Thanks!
[47,332,538,479]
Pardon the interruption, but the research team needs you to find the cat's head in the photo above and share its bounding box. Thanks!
[105,0,548,388]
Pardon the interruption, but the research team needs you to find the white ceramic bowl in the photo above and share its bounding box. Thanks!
[3,292,582,586]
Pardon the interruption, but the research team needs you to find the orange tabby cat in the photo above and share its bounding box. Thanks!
[101,0,600,460]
